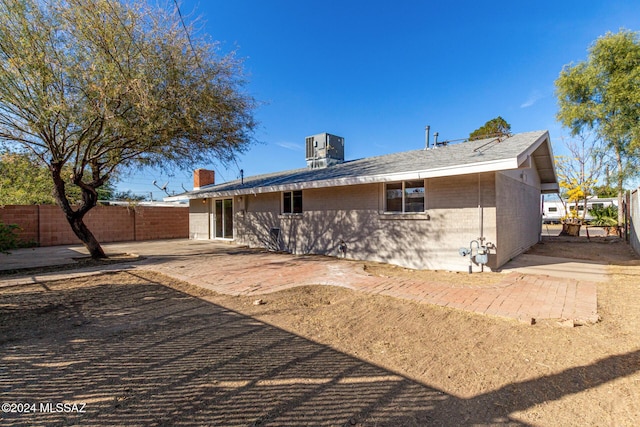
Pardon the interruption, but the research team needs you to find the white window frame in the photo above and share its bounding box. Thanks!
[282,190,303,214]
[213,198,234,239]
[385,180,425,213]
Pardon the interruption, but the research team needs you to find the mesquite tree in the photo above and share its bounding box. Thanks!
[0,0,256,258]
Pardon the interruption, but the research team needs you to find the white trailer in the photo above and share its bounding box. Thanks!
[542,197,618,224]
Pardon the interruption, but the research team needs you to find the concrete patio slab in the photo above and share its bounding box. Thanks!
[500,253,609,282]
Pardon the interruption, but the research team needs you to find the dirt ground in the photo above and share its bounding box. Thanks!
[1,237,639,426]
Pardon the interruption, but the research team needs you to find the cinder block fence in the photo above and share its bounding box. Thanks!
[0,205,188,247]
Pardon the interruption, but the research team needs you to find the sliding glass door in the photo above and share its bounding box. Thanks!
[214,198,233,239]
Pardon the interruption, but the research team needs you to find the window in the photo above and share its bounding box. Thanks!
[386,183,403,212]
[404,180,425,212]
[283,190,303,214]
[548,207,558,212]
[385,180,425,213]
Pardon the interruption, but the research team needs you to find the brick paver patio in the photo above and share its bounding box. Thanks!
[1,241,600,324]
[136,247,600,324]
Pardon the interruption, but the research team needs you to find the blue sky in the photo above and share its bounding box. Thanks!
[117,0,640,199]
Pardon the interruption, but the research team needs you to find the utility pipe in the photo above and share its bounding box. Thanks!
[478,173,484,272]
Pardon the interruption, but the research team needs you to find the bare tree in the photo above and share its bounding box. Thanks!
[0,0,256,257]
[555,132,609,226]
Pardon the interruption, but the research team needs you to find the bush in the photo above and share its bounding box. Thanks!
[0,221,28,253]
[588,205,618,226]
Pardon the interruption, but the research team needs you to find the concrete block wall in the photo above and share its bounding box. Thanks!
[37,205,134,246]
[424,174,498,271]
[495,168,543,267]
[0,205,39,244]
[46,205,77,245]
[192,169,541,272]
[236,192,280,247]
[0,205,188,246]
[135,206,189,241]
[232,172,501,272]
[283,184,378,258]
[84,206,134,244]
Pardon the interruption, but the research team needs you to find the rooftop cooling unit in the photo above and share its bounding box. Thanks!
[305,133,344,169]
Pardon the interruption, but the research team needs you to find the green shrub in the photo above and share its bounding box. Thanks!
[0,221,27,253]
[588,205,618,226]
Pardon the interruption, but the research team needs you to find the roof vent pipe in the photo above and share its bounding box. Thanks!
[424,125,430,150]
[433,132,439,147]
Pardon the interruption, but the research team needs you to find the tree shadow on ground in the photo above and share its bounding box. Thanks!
[1,272,639,426]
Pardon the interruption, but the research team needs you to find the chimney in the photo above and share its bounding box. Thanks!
[193,169,215,189]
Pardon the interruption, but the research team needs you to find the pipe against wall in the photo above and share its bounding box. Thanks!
[478,173,483,240]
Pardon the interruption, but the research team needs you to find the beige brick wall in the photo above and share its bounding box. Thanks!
[229,173,505,272]
[195,170,542,271]
[236,193,280,247]
[495,167,543,267]
[423,173,497,271]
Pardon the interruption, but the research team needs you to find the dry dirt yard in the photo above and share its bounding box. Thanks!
[1,237,639,426]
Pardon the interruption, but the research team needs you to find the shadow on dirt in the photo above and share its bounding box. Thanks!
[2,272,640,426]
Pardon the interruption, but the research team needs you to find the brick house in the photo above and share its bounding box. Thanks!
[171,130,558,272]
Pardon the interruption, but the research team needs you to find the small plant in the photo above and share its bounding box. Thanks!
[0,221,36,253]
[588,205,618,226]
[0,221,22,253]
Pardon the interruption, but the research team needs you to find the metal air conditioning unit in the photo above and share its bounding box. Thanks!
[305,133,344,169]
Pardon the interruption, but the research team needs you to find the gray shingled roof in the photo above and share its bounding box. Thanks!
[171,130,558,199]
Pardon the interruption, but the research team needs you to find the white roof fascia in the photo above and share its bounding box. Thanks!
[517,131,559,187]
[541,183,560,193]
[516,131,549,164]
[516,132,556,170]
[182,157,520,199]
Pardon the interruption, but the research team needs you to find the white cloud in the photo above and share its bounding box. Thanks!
[276,141,304,151]
[520,90,544,108]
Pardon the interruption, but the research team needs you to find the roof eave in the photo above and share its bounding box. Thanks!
[541,183,560,194]
[516,131,559,185]
[179,157,520,199]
